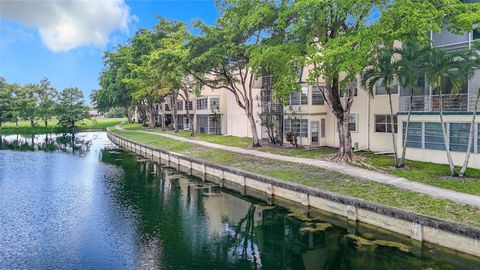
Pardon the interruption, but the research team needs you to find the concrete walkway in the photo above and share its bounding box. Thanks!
[115,125,480,208]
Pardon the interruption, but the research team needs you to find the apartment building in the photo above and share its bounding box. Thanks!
[147,18,479,168]
[149,83,262,138]
[397,25,480,167]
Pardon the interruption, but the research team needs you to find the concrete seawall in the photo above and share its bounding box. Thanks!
[107,130,480,257]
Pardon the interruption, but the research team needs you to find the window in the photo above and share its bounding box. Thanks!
[196,98,208,110]
[311,122,319,143]
[375,115,398,133]
[208,115,221,134]
[301,86,308,105]
[288,87,308,105]
[474,28,480,40]
[284,119,308,137]
[187,101,193,111]
[340,81,358,96]
[210,97,220,111]
[289,91,301,105]
[312,86,325,105]
[449,123,471,152]
[375,79,398,95]
[165,104,170,111]
[261,89,272,103]
[348,114,358,132]
[176,100,183,111]
[424,122,445,150]
[196,115,208,134]
[403,122,422,148]
[321,119,326,138]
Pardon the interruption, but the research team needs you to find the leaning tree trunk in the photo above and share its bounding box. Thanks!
[148,104,155,129]
[439,92,458,176]
[334,114,354,163]
[30,119,35,128]
[44,118,48,128]
[247,112,260,147]
[459,88,480,177]
[126,107,133,123]
[399,90,414,168]
[388,91,399,167]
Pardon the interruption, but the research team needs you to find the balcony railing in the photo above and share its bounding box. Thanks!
[400,93,471,112]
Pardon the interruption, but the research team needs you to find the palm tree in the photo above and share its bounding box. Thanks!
[395,42,431,168]
[423,48,472,177]
[458,42,480,177]
[362,47,401,167]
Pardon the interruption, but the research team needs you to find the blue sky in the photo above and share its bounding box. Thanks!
[0,0,218,103]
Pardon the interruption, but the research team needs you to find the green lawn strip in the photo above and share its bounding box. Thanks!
[359,152,480,196]
[0,118,125,135]
[111,128,480,227]
[119,123,480,195]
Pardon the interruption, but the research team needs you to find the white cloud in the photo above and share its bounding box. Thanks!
[0,0,135,52]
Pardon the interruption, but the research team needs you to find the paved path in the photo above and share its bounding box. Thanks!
[115,125,480,208]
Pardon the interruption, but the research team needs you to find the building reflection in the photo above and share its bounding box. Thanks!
[101,149,480,270]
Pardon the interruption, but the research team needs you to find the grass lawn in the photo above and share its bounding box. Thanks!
[0,118,125,135]
[119,123,480,195]
[111,127,480,228]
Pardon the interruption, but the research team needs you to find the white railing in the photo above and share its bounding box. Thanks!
[399,93,470,112]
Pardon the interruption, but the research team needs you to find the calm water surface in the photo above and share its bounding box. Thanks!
[0,132,479,269]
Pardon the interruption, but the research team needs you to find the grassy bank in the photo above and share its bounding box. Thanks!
[120,123,480,196]
[111,127,480,228]
[0,118,125,135]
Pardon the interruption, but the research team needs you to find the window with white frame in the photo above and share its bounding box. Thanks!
[449,123,471,152]
[210,97,220,111]
[424,122,445,150]
[196,98,208,110]
[284,118,308,137]
[187,101,193,110]
[165,104,170,111]
[403,121,476,153]
[176,100,183,111]
[375,115,398,133]
[288,87,308,105]
[312,86,325,105]
[402,122,423,148]
[348,114,358,132]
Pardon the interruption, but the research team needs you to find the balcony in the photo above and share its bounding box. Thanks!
[399,93,470,112]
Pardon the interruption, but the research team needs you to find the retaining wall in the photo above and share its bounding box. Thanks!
[107,131,480,257]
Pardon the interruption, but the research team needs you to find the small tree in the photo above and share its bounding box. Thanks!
[0,77,13,127]
[18,84,38,128]
[36,78,58,128]
[362,47,401,167]
[56,87,89,129]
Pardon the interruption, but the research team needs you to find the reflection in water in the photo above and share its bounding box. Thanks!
[0,132,479,269]
[0,133,92,155]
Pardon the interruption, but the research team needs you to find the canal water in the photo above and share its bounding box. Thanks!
[0,132,479,269]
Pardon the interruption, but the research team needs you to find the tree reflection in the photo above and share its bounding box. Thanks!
[0,132,92,155]
[100,150,480,270]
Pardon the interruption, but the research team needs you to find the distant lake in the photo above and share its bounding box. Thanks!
[0,132,479,269]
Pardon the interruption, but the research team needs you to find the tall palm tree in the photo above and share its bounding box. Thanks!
[362,47,401,167]
[395,42,431,168]
[458,42,480,177]
[423,48,472,177]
